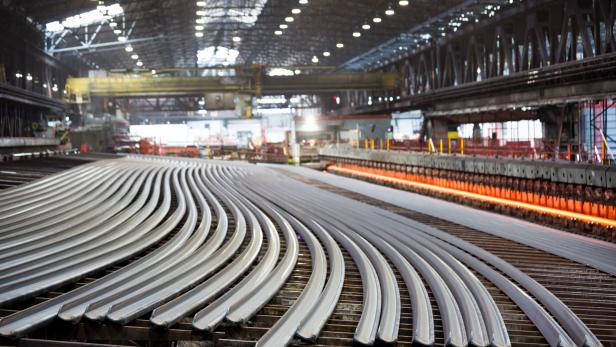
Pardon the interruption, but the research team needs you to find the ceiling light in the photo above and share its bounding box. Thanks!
[323,51,331,57]
[113,29,121,34]
[285,16,294,22]
[353,31,361,37]
[196,18,205,24]
[196,10,205,16]
[294,69,301,74]
[336,42,344,48]
[118,36,127,42]
[109,21,117,27]
[373,17,382,23]
[312,55,319,63]
[274,30,283,35]
[385,4,395,15]
[299,0,308,4]
[279,24,288,29]
[232,36,241,42]
[362,23,371,30]
[136,61,143,67]
[399,0,409,5]
[131,54,139,59]
[195,25,204,30]
[26,74,33,81]
[125,46,133,52]
[196,1,206,5]
[291,8,301,14]
[195,32,204,37]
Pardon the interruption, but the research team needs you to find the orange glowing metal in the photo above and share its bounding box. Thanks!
[329,165,616,228]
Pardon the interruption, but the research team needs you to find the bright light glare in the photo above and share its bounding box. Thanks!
[268,68,295,76]
[46,3,124,32]
[197,46,239,66]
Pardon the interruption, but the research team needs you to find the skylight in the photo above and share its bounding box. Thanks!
[196,0,268,26]
[267,68,295,76]
[197,46,240,66]
[45,3,124,33]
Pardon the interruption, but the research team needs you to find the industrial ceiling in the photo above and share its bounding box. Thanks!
[17,0,464,71]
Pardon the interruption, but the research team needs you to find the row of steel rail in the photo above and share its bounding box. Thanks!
[0,156,609,346]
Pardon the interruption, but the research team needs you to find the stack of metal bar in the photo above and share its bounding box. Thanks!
[0,156,613,347]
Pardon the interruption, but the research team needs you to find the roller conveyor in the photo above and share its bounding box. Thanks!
[0,156,614,347]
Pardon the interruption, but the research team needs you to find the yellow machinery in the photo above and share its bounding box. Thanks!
[65,66,398,102]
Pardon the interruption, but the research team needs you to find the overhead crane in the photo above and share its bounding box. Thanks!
[65,66,399,102]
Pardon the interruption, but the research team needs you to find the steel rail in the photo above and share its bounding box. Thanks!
[351,212,506,347]
[0,166,157,279]
[215,194,299,329]
[0,167,151,300]
[266,172,466,347]
[0,166,145,260]
[276,187,434,345]
[0,166,130,236]
[294,221,345,342]
[375,216,572,347]
[100,164,249,324]
[273,166,616,277]
[72,164,208,322]
[0,164,175,338]
[158,166,282,331]
[250,179,380,345]
[0,160,122,211]
[0,158,607,347]
[421,232,577,347]
[0,162,104,202]
[0,166,122,231]
[238,175,346,343]
[292,179,583,347]
[379,210,603,347]
[334,205,490,347]
[361,204,573,347]
[0,165,116,223]
[0,166,164,285]
[255,179,392,344]
[407,236,509,347]
[254,210,327,347]
[0,164,186,308]
[148,165,273,327]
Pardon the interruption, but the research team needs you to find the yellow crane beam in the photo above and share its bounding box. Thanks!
[66,71,398,100]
